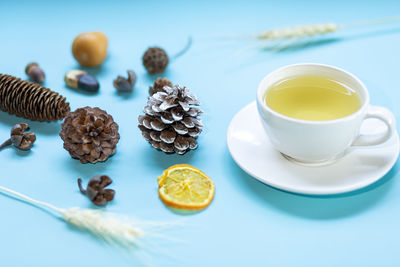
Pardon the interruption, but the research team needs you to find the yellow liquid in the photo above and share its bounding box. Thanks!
[264,74,362,121]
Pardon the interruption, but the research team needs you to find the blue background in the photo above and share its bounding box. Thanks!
[1,0,400,266]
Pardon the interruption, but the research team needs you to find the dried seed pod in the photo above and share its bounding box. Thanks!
[142,47,169,74]
[0,74,70,121]
[149,77,172,95]
[65,70,99,92]
[113,70,136,92]
[0,123,36,151]
[25,62,45,83]
[77,175,115,206]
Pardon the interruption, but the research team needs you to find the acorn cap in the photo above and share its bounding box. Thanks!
[113,70,136,92]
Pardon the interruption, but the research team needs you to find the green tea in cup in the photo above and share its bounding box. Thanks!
[264,74,362,121]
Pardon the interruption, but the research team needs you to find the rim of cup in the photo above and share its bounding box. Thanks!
[257,63,370,125]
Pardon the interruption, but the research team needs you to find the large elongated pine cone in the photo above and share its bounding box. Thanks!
[60,107,120,163]
[0,74,70,121]
[138,84,203,154]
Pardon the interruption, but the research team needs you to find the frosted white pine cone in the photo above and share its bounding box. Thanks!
[138,84,203,154]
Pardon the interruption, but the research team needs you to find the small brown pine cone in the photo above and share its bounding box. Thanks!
[142,47,169,74]
[60,107,120,163]
[138,84,203,155]
[149,77,173,95]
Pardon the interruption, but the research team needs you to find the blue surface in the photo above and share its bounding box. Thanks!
[1,0,400,266]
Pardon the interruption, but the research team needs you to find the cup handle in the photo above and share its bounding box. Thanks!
[352,105,396,147]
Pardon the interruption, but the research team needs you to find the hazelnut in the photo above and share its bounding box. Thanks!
[72,31,108,67]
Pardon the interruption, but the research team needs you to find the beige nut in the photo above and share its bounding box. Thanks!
[72,31,108,68]
[65,70,87,89]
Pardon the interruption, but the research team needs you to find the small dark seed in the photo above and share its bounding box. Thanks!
[78,74,99,92]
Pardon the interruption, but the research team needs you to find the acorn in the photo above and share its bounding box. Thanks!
[25,62,45,84]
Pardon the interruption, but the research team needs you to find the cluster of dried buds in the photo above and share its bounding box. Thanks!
[0,123,36,151]
[78,175,115,206]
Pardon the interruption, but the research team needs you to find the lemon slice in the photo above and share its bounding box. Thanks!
[158,164,215,210]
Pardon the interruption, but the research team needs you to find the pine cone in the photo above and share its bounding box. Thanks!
[142,47,169,74]
[0,74,70,121]
[138,84,203,154]
[60,107,120,163]
[149,77,173,95]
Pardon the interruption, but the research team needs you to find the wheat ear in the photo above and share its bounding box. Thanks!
[0,185,144,250]
[256,15,400,40]
[257,23,340,40]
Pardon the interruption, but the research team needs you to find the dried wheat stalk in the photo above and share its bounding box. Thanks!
[222,15,400,52]
[0,185,146,251]
[257,23,340,40]
[257,15,400,40]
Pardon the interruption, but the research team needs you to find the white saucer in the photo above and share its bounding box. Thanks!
[227,101,400,195]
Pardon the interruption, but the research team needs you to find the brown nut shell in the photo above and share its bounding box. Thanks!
[65,70,87,89]
[72,31,108,67]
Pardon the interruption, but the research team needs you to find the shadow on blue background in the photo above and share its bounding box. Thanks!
[64,157,118,192]
[144,148,196,169]
[75,55,111,78]
[0,109,61,135]
[226,149,398,220]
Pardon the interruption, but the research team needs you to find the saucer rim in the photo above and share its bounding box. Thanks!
[226,101,400,196]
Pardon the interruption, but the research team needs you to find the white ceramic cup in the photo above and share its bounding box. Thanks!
[256,63,396,166]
